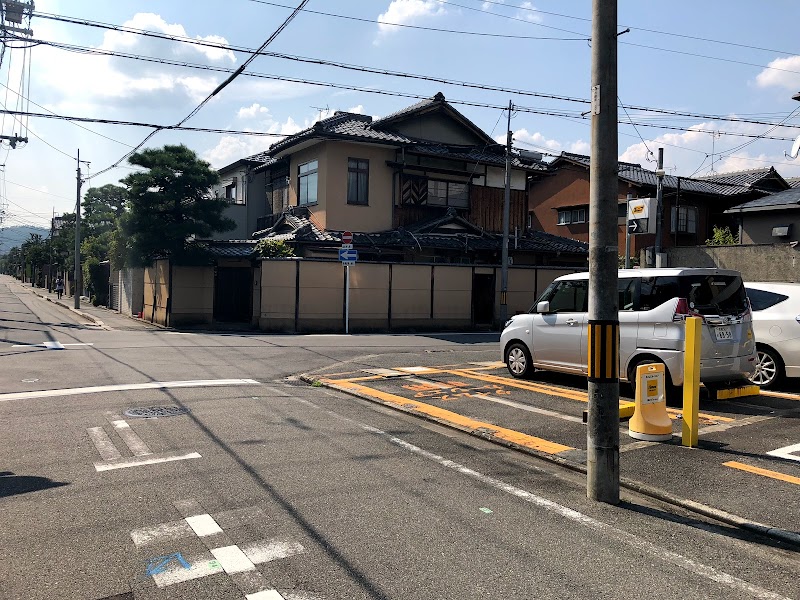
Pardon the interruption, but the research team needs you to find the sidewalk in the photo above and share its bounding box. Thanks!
[18,282,158,330]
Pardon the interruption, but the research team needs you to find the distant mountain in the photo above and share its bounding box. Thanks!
[0,225,49,254]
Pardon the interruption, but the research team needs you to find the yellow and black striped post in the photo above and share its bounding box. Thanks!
[587,320,620,383]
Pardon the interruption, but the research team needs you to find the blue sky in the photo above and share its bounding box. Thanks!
[2,0,800,234]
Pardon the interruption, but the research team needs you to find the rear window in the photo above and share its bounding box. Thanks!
[746,287,789,311]
[640,274,747,315]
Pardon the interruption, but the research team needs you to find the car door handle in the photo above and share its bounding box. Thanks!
[566,319,578,326]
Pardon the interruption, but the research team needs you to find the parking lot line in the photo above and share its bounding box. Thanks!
[722,461,800,486]
[759,390,800,401]
[330,379,573,455]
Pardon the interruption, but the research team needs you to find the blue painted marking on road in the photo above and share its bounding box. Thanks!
[146,552,190,576]
[338,248,358,261]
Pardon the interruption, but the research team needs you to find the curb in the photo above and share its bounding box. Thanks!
[303,373,800,550]
[27,288,106,327]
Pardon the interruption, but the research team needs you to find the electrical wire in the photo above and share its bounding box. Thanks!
[90,0,309,179]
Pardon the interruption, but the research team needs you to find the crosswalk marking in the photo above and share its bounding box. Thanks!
[210,545,256,574]
[109,417,152,456]
[185,514,224,537]
[247,591,285,600]
[94,451,201,472]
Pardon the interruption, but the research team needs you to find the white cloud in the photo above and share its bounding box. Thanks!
[516,2,543,23]
[481,0,503,10]
[238,103,271,119]
[203,135,271,168]
[755,55,800,91]
[377,0,446,35]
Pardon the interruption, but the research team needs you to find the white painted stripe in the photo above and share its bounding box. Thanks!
[0,379,260,402]
[396,366,436,373]
[43,341,65,349]
[304,396,793,600]
[473,393,584,423]
[87,427,122,461]
[110,419,152,456]
[152,551,223,588]
[131,520,193,547]
[241,540,305,564]
[185,514,224,537]
[247,591,285,600]
[766,442,800,463]
[210,545,256,574]
[94,451,201,472]
[362,368,404,376]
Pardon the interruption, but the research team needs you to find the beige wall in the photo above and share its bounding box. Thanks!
[171,266,214,325]
[433,266,471,326]
[143,259,169,326]
[260,260,297,331]
[256,259,582,332]
[287,141,396,233]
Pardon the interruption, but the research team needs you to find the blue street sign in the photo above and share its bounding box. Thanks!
[339,248,358,262]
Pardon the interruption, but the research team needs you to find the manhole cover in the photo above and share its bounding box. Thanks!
[123,406,190,419]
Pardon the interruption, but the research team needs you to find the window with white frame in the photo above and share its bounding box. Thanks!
[298,160,318,205]
[557,207,586,225]
[671,206,697,234]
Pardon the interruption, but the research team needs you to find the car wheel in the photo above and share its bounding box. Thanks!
[750,346,783,389]
[506,342,533,379]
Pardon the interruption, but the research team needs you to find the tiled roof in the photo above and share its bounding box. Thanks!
[787,177,800,189]
[725,187,800,212]
[554,151,754,197]
[409,143,548,172]
[698,167,774,187]
[244,150,275,164]
[202,240,257,258]
[371,94,442,127]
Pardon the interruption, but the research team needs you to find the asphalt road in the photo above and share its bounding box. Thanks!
[1,275,798,600]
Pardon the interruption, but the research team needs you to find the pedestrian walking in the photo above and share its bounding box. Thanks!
[55,276,64,300]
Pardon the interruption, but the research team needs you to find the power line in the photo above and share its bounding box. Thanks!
[4,177,75,201]
[90,0,309,179]
[246,0,588,40]
[467,0,799,56]
[28,17,800,131]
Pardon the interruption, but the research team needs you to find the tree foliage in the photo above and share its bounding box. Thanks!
[255,239,295,258]
[705,225,738,246]
[119,145,234,266]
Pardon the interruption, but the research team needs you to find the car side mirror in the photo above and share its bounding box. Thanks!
[537,300,550,313]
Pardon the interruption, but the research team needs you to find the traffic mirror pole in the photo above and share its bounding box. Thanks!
[624,192,632,268]
[587,0,620,504]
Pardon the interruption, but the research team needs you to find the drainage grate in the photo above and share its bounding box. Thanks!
[123,406,190,419]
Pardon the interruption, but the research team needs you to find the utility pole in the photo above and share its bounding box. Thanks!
[624,192,632,269]
[48,207,54,292]
[74,149,82,309]
[500,100,512,326]
[587,0,620,504]
[654,147,665,267]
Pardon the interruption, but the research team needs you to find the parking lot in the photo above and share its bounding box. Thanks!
[317,360,800,534]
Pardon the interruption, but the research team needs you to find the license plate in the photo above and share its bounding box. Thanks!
[714,326,733,341]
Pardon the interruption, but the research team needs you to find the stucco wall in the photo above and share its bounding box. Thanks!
[740,209,800,245]
[288,144,329,228]
[260,260,297,331]
[171,266,214,326]
[143,259,169,326]
[432,266,471,326]
[664,244,800,282]
[119,267,144,316]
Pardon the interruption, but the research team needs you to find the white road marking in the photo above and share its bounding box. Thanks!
[12,341,93,349]
[210,544,256,574]
[0,378,260,403]
[87,427,122,461]
[362,368,405,377]
[241,540,306,564]
[185,514,224,537]
[473,393,585,423]
[766,442,800,463]
[94,451,201,472]
[305,396,793,600]
[396,366,437,374]
[110,418,152,456]
[131,520,192,547]
[152,551,223,588]
[247,591,285,600]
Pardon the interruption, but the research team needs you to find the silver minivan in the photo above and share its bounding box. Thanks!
[501,268,757,392]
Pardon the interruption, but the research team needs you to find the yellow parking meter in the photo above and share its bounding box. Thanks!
[629,363,672,441]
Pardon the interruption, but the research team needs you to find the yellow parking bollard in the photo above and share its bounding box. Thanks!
[629,363,672,441]
[682,316,701,447]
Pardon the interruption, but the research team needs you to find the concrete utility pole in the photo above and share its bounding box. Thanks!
[654,147,665,266]
[74,149,82,309]
[587,0,620,504]
[500,100,512,326]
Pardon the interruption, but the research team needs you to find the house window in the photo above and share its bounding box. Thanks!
[426,179,469,209]
[222,179,243,204]
[557,207,586,225]
[298,160,318,205]
[671,206,697,234]
[347,158,369,205]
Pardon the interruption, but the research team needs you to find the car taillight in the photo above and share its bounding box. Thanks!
[673,298,703,322]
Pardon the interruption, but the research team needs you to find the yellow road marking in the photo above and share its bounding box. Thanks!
[759,390,800,401]
[331,380,573,455]
[449,369,734,423]
[723,461,800,486]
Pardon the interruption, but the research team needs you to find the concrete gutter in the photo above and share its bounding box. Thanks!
[28,288,107,328]
[303,373,800,550]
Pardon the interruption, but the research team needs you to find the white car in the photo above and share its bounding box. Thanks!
[745,282,800,388]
